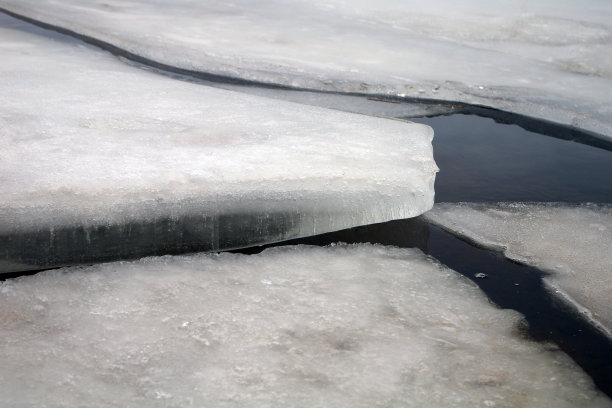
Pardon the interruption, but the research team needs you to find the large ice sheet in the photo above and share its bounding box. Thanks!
[1,244,609,407]
[0,14,436,271]
[1,0,611,138]
[425,203,612,337]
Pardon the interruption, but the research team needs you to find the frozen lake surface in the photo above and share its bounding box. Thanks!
[0,13,436,271]
[1,244,610,407]
[1,3,611,405]
[1,0,611,138]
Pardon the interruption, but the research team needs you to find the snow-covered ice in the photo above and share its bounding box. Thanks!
[0,14,436,271]
[1,0,611,138]
[1,244,609,407]
[424,202,612,337]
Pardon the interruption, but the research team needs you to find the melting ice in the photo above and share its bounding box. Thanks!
[425,202,612,337]
[1,0,611,137]
[0,13,436,271]
[1,244,610,407]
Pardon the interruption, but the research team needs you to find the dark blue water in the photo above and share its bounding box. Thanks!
[410,114,612,203]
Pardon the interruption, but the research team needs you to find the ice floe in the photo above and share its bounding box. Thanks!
[0,13,436,271]
[1,244,609,407]
[1,0,611,138]
[424,202,612,337]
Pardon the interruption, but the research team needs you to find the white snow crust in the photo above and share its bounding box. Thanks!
[1,0,611,138]
[1,244,609,407]
[0,14,436,249]
[425,202,612,337]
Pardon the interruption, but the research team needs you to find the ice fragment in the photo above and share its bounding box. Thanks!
[425,202,612,338]
[0,244,609,407]
[0,14,436,272]
[0,0,611,138]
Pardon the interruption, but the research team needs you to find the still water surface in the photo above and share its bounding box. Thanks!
[410,114,612,203]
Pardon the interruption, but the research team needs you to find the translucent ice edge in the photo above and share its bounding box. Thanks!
[424,202,612,339]
[0,1,611,140]
[1,244,610,407]
[0,13,436,271]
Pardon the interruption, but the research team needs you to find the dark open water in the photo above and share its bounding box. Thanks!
[410,113,612,203]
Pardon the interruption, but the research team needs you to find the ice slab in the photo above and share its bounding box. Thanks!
[1,244,609,407]
[1,0,611,139]
[424,203,612,337]
[0,13,437,272]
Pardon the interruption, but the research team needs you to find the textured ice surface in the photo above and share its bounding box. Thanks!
[209,85,460,121]
[425,203,612,337]
[1,244,610,407]
[1,0,611,138]
[0,14,436,271]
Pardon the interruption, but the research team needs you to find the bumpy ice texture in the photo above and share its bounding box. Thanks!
[0,0,611,138]
[0,14,436,271]
[425,202,612,337]
[1,244,610,407]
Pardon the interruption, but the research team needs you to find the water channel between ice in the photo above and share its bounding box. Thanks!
[2,10,612,400]
[212,86,612,395]
[4,98,611,396]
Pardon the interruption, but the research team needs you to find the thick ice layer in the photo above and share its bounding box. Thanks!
[1,244,609,407]
[1,0,611,138]
[0,14,436,271]
[425,203,612,337]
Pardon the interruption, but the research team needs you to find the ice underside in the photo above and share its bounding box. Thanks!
[0,0,611,139]
[424,203,612,337]
[0,13,436,271]
[1,244,610,407]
